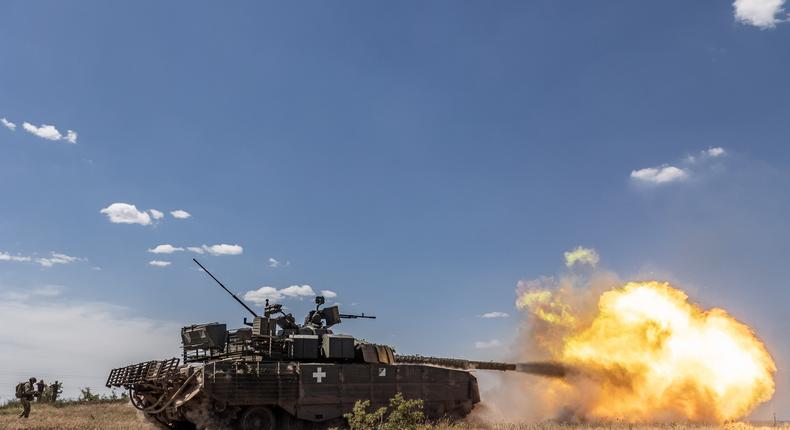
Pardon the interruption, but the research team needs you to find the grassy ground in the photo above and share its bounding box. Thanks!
[0,400,143,430]
[0,401,788,430]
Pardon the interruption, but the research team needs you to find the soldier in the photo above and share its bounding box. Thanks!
[16,377,37,418]
[35,379,46,401]
[50,380,62,402]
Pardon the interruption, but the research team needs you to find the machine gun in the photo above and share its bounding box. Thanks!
[306,296,376,328]
[339,313,376,320]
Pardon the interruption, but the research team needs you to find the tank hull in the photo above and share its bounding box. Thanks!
[115,360,479,430]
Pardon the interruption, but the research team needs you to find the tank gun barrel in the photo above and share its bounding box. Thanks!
[395,355,569,378]
[193,258,259,318]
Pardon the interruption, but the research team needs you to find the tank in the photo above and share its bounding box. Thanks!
[106,260,564,430]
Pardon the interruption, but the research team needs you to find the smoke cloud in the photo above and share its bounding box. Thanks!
[563,246,600,268]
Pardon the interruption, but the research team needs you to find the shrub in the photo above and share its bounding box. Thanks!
[79,387,100,402]
[343,393,425,430]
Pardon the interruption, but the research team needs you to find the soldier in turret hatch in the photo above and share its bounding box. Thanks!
[303,309,324,328]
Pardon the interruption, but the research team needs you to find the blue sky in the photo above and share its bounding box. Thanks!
[1,0,790,417]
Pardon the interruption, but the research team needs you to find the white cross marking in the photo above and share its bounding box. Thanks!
[312,367,327,383]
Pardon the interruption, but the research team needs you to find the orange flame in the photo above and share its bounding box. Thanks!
[516,281,776,423]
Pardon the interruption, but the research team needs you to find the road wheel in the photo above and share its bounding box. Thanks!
[239,406,277,430]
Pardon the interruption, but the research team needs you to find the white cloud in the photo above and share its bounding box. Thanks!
[1,118,16,131]
[149,260,171,267]
[1,251,81,267]
[22,122,63,141]
[148,244,184,254]
[0,252,32,263]
[185,244,244,256]
[100,203,152,226]
[170,210,191,219]
[35,253,81,267]
[474,339,502,349]
[734,0,786,28]
[704,147,726,157]
[244,287,283,304]
[281,285,316,298]
[268,258,280,268]
[64,130,78,144]
[200,244,243,256]
[564,246,600,268]
[0,292,179,402]
[480,311,510,319]
[149,209,164,220]
[244,284,317,305]
[630,165,688,184]
[320,290,338,299]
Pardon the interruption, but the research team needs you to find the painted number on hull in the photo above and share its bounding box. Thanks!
[378,368,386,377]
[313,367,326,383]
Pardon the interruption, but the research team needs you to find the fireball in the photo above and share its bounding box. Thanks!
[517,281,776,423]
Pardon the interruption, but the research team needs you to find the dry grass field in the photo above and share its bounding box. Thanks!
[0,401,788,430]
[0,401,143,430]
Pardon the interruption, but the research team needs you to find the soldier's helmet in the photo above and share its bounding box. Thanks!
[29,377,37,383]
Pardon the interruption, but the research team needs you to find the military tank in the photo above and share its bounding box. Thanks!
[107,259,566,430]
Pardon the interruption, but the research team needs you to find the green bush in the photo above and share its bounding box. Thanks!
[343,393,425,430]
[79,387,100,402]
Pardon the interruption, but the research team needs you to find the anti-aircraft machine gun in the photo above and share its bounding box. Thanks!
[107,260,565,430]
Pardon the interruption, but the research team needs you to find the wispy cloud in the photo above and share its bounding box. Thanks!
[149,260,171,267]
[687,147,727,163]
[22,122,78,144]
[480,311,510,319]
[179,243,244,256]
[1,118,16,131]
[64,130,78,144]
[734,0,786,28]
[148,244,184,254]
[100,203,152,226]
[0,252,32,263]
[0,291,179,402]
[474,339,502,349]
[705,147,726,157]
[268,258,281,268]
[36,253,81,267]
[149,209,164,220]
[1,285,64,301]
[170,210,191,219]
[199,244,243,256]
[321,290,337,299]
[1,251,82,267]
[632,147,729,186]
[631,166,689,184]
